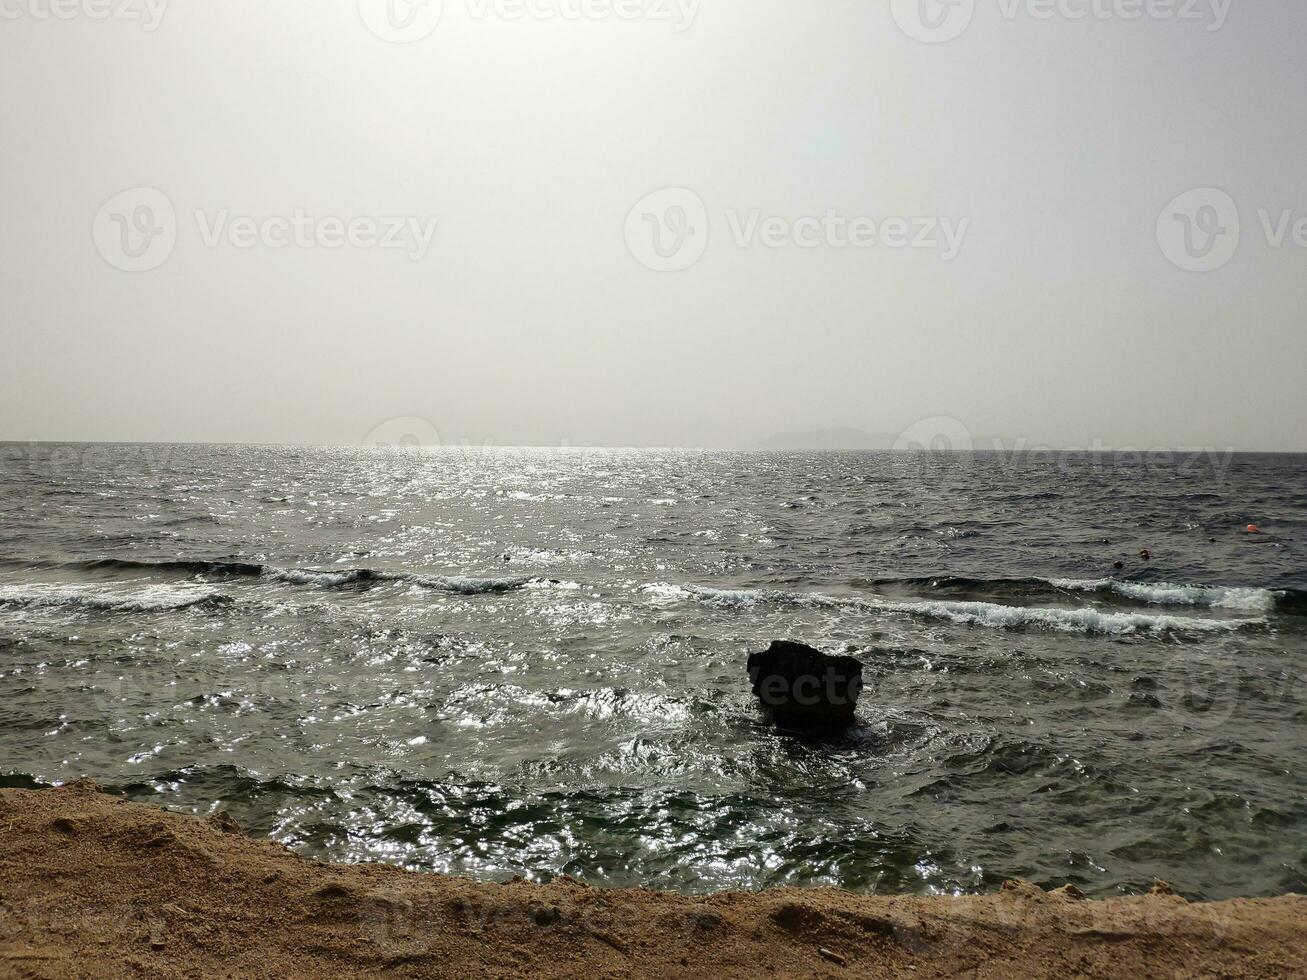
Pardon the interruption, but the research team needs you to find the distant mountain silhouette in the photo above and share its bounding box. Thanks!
[753,427,900,451]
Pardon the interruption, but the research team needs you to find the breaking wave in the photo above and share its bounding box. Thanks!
[0,583,233,613]
[869,597,1251,634]
[1049,578,1280,612]
[405,574,536,595]
[644,583,1260,635]
[875,573,1302,614]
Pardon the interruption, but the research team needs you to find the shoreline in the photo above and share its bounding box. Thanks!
[3,784,1305,977]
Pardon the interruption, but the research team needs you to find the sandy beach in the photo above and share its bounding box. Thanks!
[2,783,1304,978]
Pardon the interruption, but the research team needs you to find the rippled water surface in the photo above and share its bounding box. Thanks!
[2,443,1305,900]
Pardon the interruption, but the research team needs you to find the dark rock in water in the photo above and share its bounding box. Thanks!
[746,640,863,730]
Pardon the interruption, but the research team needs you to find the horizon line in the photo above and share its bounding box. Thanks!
[2,439,1305,455]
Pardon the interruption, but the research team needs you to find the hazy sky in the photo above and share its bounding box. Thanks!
[1,0,1304,450]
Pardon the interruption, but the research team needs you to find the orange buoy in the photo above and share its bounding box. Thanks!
[1245,524,1260,533]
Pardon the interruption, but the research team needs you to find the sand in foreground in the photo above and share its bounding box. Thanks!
[2,784,1304,978]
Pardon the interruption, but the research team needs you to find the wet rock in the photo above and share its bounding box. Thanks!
[746,641,863,730]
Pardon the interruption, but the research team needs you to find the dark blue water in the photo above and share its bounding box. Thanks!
[1,443,1305,899]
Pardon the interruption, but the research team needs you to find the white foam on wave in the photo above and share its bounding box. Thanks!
[406,574,533,595]
[685,585,772,607]
[268,568,370,587]
[645,582,1258,634]
[1050,578,1278,612]
[0,582,229,613]
[865,596,1245,634]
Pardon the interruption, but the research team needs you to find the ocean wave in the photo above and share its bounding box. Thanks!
[645,582,1258,634]
[406,574,534,595]
[267,568,383,588]
[231,564,545,596]
[0,557,546,597]
[869,597,1248,634]
[42,558,268,578]
[0,583,232,613]
[876,573,1300,614]
[1049,578,1280,612]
